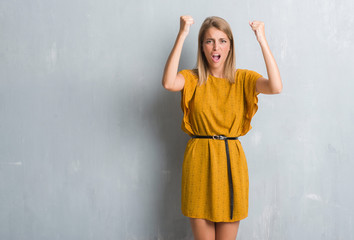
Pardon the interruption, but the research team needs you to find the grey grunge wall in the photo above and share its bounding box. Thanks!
[1,0,353,239]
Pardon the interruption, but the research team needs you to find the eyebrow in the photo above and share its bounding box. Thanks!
[205,38,228,40]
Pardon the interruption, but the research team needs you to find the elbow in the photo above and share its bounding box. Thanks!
[162,77,178,91]
[162,81,173,91]
[272,82,283,94]
[270,86,282,94]
[268,77,283,94]
[162,82,170,90]
[162,78,169,90]
[274,87,282,94]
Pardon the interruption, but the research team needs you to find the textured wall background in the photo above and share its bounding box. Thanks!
[1,0,353,239]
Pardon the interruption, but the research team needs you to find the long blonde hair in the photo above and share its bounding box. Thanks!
[192,16,236,86]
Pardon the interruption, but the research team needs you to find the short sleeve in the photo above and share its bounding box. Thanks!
[179,69,197,136]
[240,69,263,136]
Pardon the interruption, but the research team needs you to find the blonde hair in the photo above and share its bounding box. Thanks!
[192,16,236,86]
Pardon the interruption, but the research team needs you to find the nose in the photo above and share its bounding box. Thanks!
[213,42,219,50]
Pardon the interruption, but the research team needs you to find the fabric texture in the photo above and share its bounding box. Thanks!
[179,68,262,222]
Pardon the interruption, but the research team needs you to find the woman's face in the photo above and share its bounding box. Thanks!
[202,27,231,70]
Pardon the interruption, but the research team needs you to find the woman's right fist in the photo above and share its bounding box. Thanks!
[179,15,194,36]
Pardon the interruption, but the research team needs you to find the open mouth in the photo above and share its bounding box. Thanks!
[212,54,221,62]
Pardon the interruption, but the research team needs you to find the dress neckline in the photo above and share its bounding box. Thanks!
[209,74,225,79]
[209,69,239,79]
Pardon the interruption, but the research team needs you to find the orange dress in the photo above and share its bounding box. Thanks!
[179,68,262,222]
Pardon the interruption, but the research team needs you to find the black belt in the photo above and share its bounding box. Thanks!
[191,135,239,220]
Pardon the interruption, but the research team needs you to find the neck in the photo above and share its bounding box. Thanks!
[209,67,225,78]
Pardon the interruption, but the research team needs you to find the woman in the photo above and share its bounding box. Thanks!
[162,15,282,239]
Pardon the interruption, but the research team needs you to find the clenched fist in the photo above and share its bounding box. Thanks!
[179,15,195,36]
[249,20,266,44]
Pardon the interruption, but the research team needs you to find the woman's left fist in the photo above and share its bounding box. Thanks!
[249,20,266,43]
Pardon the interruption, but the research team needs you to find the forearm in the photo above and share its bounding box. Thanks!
[259,39,282,92]
[162,33,187,89]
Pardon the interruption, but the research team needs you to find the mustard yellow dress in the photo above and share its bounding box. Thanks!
[179,68,263,222]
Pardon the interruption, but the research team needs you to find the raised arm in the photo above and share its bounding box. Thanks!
[162,16,194,92]
[249,21,283,95]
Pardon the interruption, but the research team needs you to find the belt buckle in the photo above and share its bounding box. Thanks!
[212,135,226,140]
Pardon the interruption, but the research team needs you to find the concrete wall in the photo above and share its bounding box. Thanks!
[1,0,353,239]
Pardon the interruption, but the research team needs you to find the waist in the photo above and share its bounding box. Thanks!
[191,135,238,140]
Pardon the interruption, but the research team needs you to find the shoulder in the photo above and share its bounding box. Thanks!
[178,69,199,84]
[236,68,258,75]
[179,69,198,78]
[236,68,262,80]
[235,68,247,80]
[235,68,253,77]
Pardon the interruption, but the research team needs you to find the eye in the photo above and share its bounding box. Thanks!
[221,39,227,43]
[205,40,212,44]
